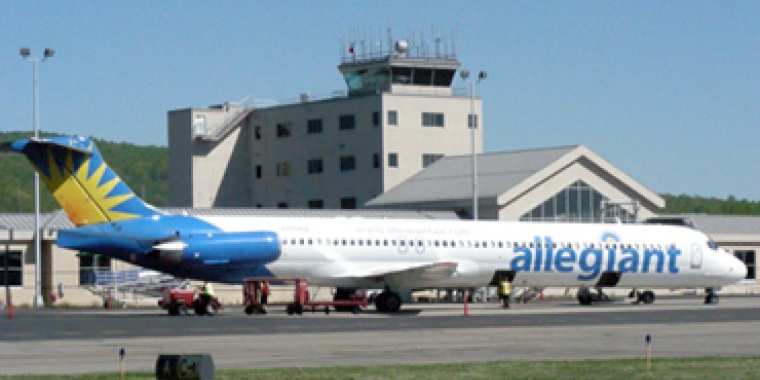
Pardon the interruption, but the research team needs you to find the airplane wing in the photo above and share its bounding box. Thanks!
[327,261,459,282]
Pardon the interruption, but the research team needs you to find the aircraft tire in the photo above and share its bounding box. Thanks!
[382,292,402,312]
[640,291,655,304]
[179,304,189,316]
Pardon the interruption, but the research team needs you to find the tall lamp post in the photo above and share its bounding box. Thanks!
[20,47,54,307]
[460,70,487,221]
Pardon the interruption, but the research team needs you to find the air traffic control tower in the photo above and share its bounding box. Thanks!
[168,35,483,211]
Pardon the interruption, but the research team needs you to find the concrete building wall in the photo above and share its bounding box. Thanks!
[382,94,482,191]
[249,96,385,209]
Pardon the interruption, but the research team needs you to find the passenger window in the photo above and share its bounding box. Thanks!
[383,240,389,246]
[342,239,347,246]
[308,239,313,245]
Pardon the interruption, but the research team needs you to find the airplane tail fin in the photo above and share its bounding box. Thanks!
[8,136,163,227]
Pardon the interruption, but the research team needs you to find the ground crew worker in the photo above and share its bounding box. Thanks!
[199,281,214,309]
[499,279,511,308]
[261,281,270,305]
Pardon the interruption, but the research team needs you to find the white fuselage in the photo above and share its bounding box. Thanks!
[197,216,747,290]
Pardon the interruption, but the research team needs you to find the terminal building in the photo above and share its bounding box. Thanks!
[1,36,758,307]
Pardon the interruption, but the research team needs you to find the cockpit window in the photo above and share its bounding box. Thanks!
[707,240,719,250]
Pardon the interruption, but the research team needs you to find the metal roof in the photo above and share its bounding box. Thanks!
[162,207,460,220]
[367,146,578,206]
[676,214,760,235]
[0,208,460,231]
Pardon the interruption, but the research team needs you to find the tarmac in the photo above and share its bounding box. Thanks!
[1,295,759,375]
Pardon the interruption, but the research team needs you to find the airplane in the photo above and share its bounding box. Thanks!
[5,135,748,311]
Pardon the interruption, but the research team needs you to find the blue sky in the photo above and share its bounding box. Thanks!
[2,1,758,200]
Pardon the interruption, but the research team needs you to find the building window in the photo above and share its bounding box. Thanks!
[0,250,21,286]
[78,253,111,286]
[519,180,634,223]
[372,111,381,127]
[255,126,262,140]
[422,154,444,168]
[468,114,478,129]
[308,159,323,174]
[422,112,444,127]
[341,197,357,209]
[276,123,292,137]
[308,200,324,209]
[307,119,323,134]
[277,202,289,209]
[276,162,291,177]
[373,153,381,169]
[735,250,756,280]
[339,115,355,130]
[339,156,356,171]
[255,165,262,179]
[388,153,398,168]
[388,111,398,126]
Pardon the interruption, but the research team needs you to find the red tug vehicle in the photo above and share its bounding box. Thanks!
[243,278,368,316]
[160,288,222,316]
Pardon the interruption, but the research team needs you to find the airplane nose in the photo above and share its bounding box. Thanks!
[728,254,748,280]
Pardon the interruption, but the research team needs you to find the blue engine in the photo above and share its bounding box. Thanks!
[174,231,281,266]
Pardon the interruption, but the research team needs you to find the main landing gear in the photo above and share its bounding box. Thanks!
[374,290,402,312]
[576,287,611,305]
[629,289,656,304]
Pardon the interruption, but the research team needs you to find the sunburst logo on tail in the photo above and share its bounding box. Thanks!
[39,143,139,226]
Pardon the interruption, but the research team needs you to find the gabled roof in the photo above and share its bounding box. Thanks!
[367,146,577,207]
[367,145,665,209]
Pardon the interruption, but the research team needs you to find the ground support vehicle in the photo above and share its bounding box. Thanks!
[242,278,368,316]
[160,288,222,316]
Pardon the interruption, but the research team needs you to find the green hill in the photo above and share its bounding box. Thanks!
[0,131,167,213]
[0,131,757,216]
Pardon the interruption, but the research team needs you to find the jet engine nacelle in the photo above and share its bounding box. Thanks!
[155,231,281,267]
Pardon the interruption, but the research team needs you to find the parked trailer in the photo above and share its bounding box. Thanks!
[242,278,368,316]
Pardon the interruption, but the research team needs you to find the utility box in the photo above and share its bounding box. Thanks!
[155,354,214,380]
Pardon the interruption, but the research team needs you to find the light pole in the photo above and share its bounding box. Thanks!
[20,47,54,307]
[460,70,487,221]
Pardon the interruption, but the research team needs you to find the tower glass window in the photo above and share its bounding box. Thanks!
[339,156,356,171]
[277,123,292,137]
[387,111,398,126]
[307,119,323,134]
[341,197,357,209]
[388,153,398,168]
[339,115,355,130]
[308,159,323,174]
[422,154,444,168]
[422,112,444,127]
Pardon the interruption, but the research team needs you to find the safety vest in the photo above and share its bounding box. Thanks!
[500,281,511,296]
[203,283,214,296]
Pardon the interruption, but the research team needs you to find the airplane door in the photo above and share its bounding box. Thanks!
[690,243,702,269]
